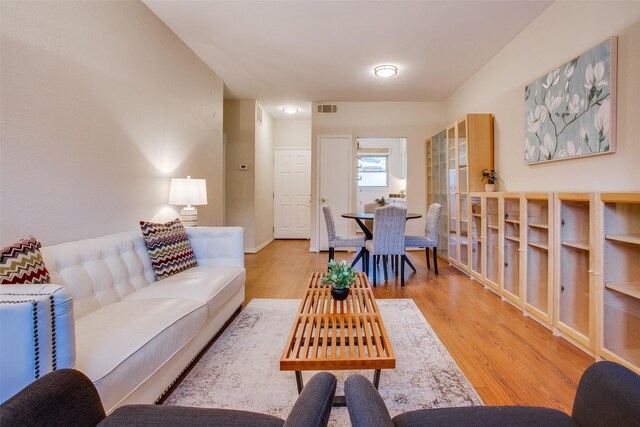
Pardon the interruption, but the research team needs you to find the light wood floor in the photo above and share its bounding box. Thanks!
[244,239,594,414]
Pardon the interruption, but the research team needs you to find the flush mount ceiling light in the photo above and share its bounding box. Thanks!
[374,64,398,78]
[282,106,300,114]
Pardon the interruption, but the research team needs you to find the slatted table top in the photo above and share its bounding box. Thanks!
[280,272,395,371]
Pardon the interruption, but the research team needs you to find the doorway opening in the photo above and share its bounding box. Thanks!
[356,137,407,219]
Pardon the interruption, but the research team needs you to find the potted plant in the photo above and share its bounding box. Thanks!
[322,260,357,301]
[481,169,497,192]
[374,196,387,207]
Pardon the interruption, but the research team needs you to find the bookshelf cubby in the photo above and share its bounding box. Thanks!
[524,193,553,325]
[555,193,594,351]
[485,194,500,292]
[470,195,483,279]
[501,194,522,305]
[599,193,640,373]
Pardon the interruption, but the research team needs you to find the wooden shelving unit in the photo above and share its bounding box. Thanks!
[442,190,639,373]
[554,193,595,353]
[598,193,640,374]
[500,193,523,307]
[523,193,553,326]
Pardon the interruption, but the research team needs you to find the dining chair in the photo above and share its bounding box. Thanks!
[363,202,377,235]
[322,205,367,270]
[405,203,442,274]
[365,205,409,286]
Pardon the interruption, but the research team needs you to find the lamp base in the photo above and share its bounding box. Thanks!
[180,206,198,227]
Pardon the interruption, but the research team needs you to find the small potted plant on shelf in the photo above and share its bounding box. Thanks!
[481,169,497,192]
[322,260,356,301]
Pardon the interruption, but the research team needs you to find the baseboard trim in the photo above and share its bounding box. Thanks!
[245,238,274,254]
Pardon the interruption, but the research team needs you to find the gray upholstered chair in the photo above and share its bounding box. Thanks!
[363,202,378,234]
[322,205,367,270]
[365,205,409,286]
[344,361,640,427]
[405,203,442,274]
[1,368,338,427]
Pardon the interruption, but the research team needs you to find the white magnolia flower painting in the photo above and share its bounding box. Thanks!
[524,38,617,164]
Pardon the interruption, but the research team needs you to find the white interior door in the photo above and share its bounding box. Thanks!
[318,136,352,251]
[274,149,311,239]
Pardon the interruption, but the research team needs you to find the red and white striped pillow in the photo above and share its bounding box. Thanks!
[0,236,51,285]
[140,218,198,280]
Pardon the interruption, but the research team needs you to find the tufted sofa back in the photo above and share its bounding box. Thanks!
[40,231,156,319]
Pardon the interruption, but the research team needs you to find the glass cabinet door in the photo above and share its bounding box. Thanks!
[457,120,468,266]
[470,195,483,277]
[447,126,458,261]
[437,131,448,258]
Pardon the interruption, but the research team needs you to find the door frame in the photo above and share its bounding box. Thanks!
[273,147,312,239]
[316,135,353,251]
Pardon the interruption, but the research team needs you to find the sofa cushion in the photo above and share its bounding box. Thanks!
[140,218,197,281]
[75,298,207,411]
[40,231,157,319]
[123,265,245,317]
[0,236,50,284]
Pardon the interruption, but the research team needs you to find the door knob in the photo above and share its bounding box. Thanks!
[321,197,327,202]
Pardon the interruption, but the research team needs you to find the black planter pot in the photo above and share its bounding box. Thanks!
[331,286,350,301]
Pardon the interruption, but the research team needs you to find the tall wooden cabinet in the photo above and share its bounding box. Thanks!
[445,114,494,271]
[426,130,449,258]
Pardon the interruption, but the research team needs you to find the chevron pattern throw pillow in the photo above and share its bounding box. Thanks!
[0,236,51,284]
[140,218,197,280]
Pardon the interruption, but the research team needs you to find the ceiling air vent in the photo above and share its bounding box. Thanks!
[256,103,263,126]
[316,104,337,114]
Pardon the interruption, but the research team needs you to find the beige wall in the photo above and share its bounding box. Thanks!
[224,100,256,249]
[224,100,274,252]
[254,106,274,250]
[310,102,446,251]
[274,119,312,148]
[446,1,640,192]
[0,1,224,246]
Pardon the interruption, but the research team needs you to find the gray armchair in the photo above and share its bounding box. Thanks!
[344,361,640,427]
[0,369,337,427]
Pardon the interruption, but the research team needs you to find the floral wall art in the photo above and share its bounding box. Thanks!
[524,37,617,164]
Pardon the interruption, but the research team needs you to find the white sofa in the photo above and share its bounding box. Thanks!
[0,227,245,413]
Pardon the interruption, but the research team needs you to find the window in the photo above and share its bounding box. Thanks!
[358,156,388,187]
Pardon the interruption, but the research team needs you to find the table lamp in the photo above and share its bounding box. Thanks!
[169,176,207,226]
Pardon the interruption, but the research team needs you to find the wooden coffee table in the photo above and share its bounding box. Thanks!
[280,272,395,405]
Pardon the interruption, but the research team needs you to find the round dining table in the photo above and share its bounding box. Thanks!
[341,211,422,240]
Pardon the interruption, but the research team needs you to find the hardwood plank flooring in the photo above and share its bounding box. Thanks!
[245,240,594,413]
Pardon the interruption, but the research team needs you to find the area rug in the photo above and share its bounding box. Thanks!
[165,299,483,426]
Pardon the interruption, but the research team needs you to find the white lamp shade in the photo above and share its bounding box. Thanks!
[169,177,208,206]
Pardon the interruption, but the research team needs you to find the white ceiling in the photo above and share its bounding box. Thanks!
[144,1,552,119]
